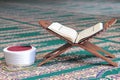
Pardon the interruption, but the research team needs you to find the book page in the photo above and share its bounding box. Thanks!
[75,22,103,43]
[48,22,78,43]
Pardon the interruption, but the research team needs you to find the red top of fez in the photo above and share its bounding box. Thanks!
[7,46,32,51]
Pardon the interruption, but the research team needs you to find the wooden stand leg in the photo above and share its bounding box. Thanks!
[85,41,115,58]
[44,43,70,58]
[38,43,72,66]
[78,43,118,67]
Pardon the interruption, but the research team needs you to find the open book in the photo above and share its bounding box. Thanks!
[48,22,103,43]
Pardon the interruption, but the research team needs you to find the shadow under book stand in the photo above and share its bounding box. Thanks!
[38,18,118,67]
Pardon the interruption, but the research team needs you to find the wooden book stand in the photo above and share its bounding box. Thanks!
[38,18,118,67]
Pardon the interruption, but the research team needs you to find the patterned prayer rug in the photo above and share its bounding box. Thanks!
[0,0,120,80]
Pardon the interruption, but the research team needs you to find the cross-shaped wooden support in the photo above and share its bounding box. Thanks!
[38,18,118,67]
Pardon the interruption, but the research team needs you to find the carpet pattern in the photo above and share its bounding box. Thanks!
[0,0,120,80]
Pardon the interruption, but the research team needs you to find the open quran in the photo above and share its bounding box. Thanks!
[48,22,103,43]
